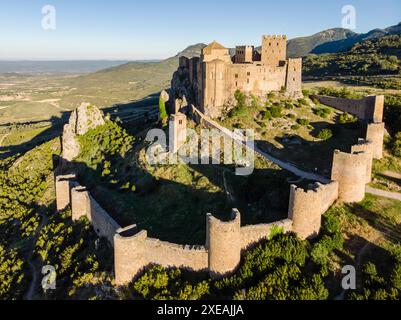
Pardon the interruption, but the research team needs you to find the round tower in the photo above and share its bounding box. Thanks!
[206,209,241,278]
[331,150,368,203]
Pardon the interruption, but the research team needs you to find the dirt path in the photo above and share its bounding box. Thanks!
[25,211,48,300]
[366,186,401,201]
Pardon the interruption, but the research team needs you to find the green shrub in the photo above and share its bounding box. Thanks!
[317,129,333,140]
[297,118,310,126]
[392,132,401,157]
[298,98,308,106]
[338,112,357,124]
[158,95,168,127]
[270,105,283,118]
[314,107,332,118]
[263,110,272,120]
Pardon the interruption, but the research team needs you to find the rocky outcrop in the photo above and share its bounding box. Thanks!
[61,103,105,161]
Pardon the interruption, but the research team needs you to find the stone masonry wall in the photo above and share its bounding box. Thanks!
[351,139,374,183]
[240,219,293,249]
[288,181,339,240]
[114,211,295,285]
[87,194,121,246]
[366,122,385,159]
[206,210,241,278]
[331,150,369,203]
[314,95,384,123]
[55,174,76,211]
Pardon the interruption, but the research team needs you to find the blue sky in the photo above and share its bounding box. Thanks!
[0,0,400,60]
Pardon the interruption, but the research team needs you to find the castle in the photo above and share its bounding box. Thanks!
[172,35,302,118]
[56,91,385,285]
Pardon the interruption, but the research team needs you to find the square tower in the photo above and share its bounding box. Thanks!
[261,35,287,68]
[234,46,254,63]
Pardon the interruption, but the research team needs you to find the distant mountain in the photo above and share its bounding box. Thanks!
[307,22,401,56]
[287,28,357,57]
[172,43,206,59]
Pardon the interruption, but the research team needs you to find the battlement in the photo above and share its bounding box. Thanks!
[262,35,287,40]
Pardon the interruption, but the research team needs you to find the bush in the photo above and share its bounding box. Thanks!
[297,118,310,126]
[392,132,401,157]
[298,98,308,106]
[338,112,357,124]
[229,90,247,117]
[270,105,283,118]
[317,129,333,140]
[314,107,332,118]
[263,110,272,121]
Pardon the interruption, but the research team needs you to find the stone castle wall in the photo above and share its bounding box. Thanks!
[65,182,121,245]
[172,35,303,119]
[351,139,374,183]
[314,95,384,123]
[206,210,242,278]
[56,173,298,285]
[288,181,339,240]
[331,150,369,203]
[366,122,385,159]
[240,219,293,249]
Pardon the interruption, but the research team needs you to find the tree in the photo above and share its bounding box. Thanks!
[159,95,168,127]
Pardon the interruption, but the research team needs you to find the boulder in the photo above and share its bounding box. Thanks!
[61,103,105,161]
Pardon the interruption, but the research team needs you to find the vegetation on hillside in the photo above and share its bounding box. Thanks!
[303,35,401,78]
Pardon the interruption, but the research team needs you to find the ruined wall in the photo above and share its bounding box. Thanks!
[351,139,374,183]
[366,122,385,159]
[206,210,241,278]
[331,150,369,203]
[288,181,339,240]
[240,219,293,249]
[55,174,76,211]
[314,95,384,123]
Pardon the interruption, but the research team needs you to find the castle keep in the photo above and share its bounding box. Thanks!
[172,35,302,118]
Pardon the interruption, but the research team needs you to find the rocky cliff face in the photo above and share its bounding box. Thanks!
[62,103,105,161]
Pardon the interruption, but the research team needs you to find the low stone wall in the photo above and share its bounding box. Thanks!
[240,219,293,249]
[314,95,384,123]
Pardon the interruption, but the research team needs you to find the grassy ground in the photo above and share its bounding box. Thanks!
[323,193,401,297]
[219,93,364,176]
